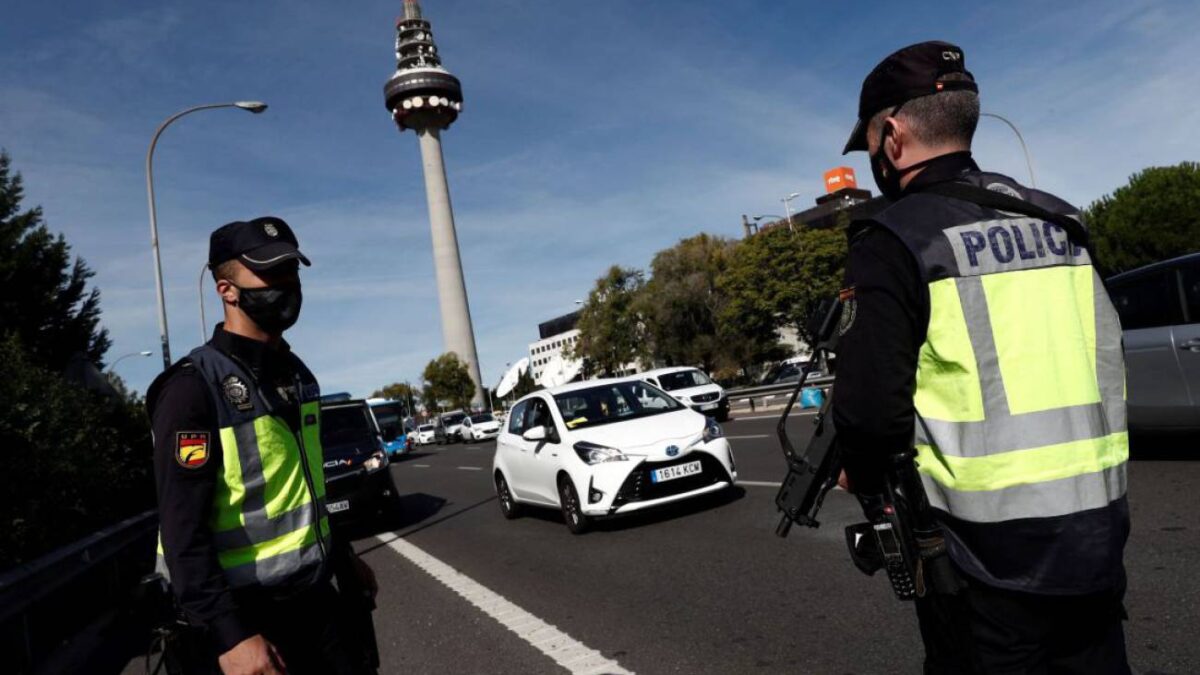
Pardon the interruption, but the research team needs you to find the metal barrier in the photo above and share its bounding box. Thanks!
[725,375,835,412]
[0,509,158,674]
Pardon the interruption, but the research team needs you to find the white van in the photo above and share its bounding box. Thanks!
[639,366,730,421]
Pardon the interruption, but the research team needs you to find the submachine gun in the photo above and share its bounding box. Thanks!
[773,296,960,601]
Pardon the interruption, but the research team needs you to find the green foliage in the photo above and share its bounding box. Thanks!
[720,220,847,348]
[371,381,418,407]
[0,151,110,370]
[570,266,647,376]
[1086,162,1200,275]
[0,335,153,569]
[639,234,739,373]
[421,352,477,411]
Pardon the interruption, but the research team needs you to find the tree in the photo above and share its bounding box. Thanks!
[422,353,476,411]
[1086,162,1200,276]
[639,234,739,373]
[371,381,418,408]
[0,151,110,371]
[720,220,847,350]
[570,266,648,376]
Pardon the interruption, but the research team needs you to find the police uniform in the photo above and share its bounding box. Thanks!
[833,43,1130,673]
[148,217,375,674]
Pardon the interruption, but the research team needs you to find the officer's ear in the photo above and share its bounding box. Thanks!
[215,278,239,306]
[883,115,906,162]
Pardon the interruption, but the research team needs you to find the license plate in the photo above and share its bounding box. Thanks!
[327,500,350,514]
[700,402,717,411]
[651,460,702,483]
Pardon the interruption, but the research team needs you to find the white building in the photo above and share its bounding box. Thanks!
[529,328,581,383]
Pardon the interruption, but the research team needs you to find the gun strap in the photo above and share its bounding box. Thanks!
[920,181,1091,249]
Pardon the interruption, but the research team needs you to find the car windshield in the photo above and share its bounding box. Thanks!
[371,403,404,430]
[418,425,434,432]
[320,405,376,450]
[442,412,466,425]
[553,381,683,430]
[470,413,494,423]
[656,369,712,391]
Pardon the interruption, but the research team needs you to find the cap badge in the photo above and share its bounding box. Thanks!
[222,375,254,411]
[264,222,279,238]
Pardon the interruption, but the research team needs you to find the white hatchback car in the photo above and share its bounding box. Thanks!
[462,412,502,441]
[492,378,737,533]
[640,366,730,421]
[414,424,436,445]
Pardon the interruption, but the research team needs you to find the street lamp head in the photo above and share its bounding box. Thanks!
[234,101,268,114]
[139,350,153,356]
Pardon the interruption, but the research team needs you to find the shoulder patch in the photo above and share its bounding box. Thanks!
[176,432,210,469]
[837,287,858,336]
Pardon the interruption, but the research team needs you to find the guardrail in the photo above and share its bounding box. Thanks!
[724,375,835,412]
[0,509,158,674]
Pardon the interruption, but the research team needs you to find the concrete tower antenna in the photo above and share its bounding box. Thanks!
[384,0,485,408]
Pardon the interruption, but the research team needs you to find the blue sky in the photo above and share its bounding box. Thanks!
[2,0,1198,398]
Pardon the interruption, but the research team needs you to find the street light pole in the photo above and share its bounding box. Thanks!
[146,101,268,371]
[107,350,154,373]
[781,192,802,232]
[981,112,1036,188]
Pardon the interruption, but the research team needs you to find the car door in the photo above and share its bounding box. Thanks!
[520,397,564,504]
[1175,259,1200,426]
[1108,267,1190,429]
[499,401,533,497]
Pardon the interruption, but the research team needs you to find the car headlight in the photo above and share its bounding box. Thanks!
[363,451,387,472]
[573,441,628,465]
[702,416,723,443]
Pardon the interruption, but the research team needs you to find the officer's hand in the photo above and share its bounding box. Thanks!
[838,469,854,493]
[352,555,379,601]
[219,634,286,675]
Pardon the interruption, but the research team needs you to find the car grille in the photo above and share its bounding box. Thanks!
[613,452,729,506]
[691,392,720,403]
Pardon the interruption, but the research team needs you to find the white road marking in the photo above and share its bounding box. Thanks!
[457,466,483,471]
[739,480,782,487]
[378,534,634,675]
[726,434,770,440]
[413,464,431,468]
[729,411,818,422]
[466,445,483,450]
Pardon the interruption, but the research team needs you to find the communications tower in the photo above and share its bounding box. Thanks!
[383,0,485,408]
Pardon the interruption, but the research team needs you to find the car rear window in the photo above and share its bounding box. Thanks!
[1107,269,1185,330]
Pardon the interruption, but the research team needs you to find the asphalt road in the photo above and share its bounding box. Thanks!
[337,414,1198,675]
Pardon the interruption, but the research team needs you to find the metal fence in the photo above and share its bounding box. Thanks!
[725,375,835,412]
[0,510,157,673]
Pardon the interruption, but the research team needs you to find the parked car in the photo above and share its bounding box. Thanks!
[761,359,825,386]
[1106,252,1200,431]
[639,366,730,421]
[492,378,737,534]
[439,410,468,443]
[462,412,501,441]
[366,398,409,458]
[414,423,437,445]
[319,399,399,523]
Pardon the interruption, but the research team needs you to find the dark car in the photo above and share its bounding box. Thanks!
[320,399,399,523]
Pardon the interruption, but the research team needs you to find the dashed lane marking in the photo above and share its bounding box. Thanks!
[726,434,770,440]
[413,464,431,468]
[377,534,634,674]
[739,480,783,487]
[457,466,483,471]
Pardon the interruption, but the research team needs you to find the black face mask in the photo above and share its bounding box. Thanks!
[870,107,940,201]
[235,283,302,334]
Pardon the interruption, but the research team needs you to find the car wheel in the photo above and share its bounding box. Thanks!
[558,476,589,534]
[496,473,522,520]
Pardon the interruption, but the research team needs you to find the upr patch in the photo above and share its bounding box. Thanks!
[176,432,210,469]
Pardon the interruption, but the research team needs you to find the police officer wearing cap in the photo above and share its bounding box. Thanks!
[832,42,1130,672]
[148,217,379,674]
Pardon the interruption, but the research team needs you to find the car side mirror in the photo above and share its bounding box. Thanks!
[522,426,547,442]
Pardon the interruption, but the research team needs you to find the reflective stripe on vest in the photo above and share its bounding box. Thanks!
[157,346,329,589]
[908,216,1128,524]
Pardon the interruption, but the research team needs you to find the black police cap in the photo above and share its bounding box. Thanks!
[208,216,312,272]
[843,40,977,155]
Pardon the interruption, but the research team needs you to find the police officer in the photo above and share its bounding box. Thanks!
[148,217,378,675]
[832,42,1130,673]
